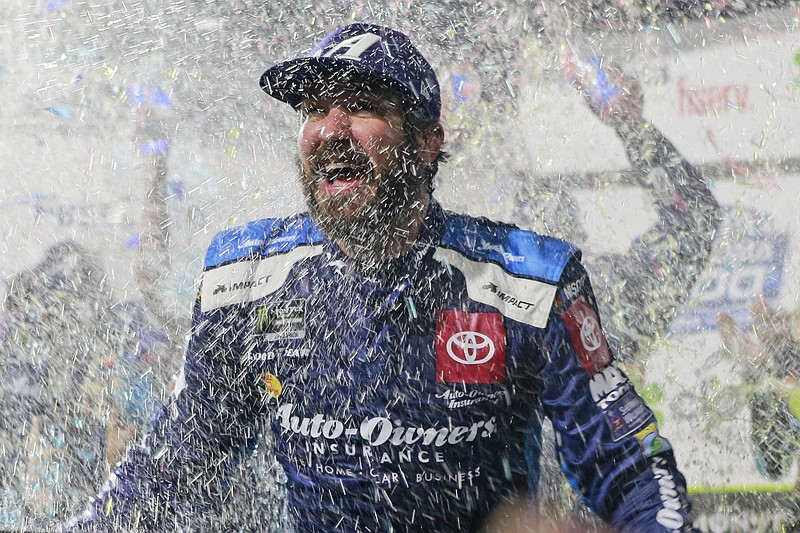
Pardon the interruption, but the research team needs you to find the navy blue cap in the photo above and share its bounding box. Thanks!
[260,23,441,123]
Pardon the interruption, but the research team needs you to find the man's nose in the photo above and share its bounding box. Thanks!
[320,106,352,140]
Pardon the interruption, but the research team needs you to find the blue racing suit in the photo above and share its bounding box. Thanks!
[67,201,696,532]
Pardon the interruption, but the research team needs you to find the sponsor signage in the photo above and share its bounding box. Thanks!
[519,28,800,174]
[276,402,497,449]
[672,207,788,333]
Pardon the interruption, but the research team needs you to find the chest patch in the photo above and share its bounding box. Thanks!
[254,299,306,341]
[435,310,507,384]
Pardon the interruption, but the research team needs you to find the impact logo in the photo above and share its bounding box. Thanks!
[672,207,788,333]
[481,282,535,311]
[212,275,271,296]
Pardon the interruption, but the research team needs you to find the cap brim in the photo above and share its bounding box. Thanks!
[260,56,418,109]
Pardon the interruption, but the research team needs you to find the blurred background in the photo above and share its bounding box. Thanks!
[0,0,798,531]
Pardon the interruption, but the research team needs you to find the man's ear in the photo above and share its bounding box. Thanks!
[416,123,444,164]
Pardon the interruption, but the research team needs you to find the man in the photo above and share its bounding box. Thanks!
[68,23,698,532]
[517,57,721,364]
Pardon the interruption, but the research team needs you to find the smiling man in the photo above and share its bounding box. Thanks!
[68,23,699,532]
[295,79,442,262]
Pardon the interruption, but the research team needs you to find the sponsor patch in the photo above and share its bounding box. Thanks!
[433,248,557,327]
[562,294,612,374]
[481,282,535,311]
[201,245,324,312]
[255,299,306,341]
[435,389,506,409]
[435,310,506,384]
[650,456,687,530]
[603,391,654,441]
[242,347,310,364]
[589,364,630,410]
[635,422,672,459]
[277,403,496,447]
[561,274,587,304]
[264,372,282,398]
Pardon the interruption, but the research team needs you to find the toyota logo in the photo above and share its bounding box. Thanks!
[446,331,495,365]
[580,315,602,352]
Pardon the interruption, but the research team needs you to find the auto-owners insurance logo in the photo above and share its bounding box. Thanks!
[436,310,506,384]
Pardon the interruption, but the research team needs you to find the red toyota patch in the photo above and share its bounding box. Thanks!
[435,310,507,384]
[561,295,612,374]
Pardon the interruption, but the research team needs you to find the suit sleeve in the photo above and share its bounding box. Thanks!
[593,121,721,343]
[539,256,698,532]
[64,286,267,531]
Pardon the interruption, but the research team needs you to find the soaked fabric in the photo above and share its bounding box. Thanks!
[66,202,697,532]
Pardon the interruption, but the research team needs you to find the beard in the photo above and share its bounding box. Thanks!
[298,138,429,256]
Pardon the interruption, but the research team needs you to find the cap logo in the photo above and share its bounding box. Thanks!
[262,23,441,124]
[318,33,381,61]
[420,77,433,99]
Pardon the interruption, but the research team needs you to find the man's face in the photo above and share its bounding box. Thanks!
[297,82,428,245]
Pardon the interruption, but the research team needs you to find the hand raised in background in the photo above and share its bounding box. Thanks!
[563,56,644,130]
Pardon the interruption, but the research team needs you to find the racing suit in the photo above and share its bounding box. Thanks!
[68,200,696,532]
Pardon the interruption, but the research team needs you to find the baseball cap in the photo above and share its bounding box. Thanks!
[260,23,441,123]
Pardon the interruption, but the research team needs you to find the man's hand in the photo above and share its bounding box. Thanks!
[563,56,644,130]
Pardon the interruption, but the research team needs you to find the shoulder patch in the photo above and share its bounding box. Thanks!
[440,213,578,283]
[435,212,578,327]
[201,245,323,312]
[434,247,557,328]
[201,213,325,311]
[205,213,324,269]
